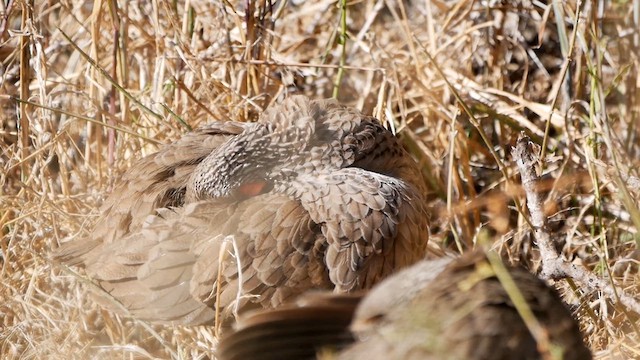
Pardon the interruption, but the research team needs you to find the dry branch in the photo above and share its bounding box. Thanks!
[512,134,640,315]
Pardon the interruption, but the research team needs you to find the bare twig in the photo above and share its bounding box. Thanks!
[512,134,640,315]
[332,0,348,98]
[19,0,32,171]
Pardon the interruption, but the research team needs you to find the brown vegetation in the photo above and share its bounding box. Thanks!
[1,0,639,359]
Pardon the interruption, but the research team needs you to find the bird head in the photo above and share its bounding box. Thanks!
[186,112,316,201]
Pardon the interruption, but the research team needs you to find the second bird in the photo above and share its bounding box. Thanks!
[53,95,430,325]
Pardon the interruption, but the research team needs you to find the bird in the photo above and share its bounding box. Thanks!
[217,251,592,360]
[53,95,430,325]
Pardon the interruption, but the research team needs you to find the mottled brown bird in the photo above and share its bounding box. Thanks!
[53,96,429,325]
[218,252,591,360]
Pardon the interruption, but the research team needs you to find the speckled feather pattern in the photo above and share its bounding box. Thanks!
[217,253,591,360]
[53,96,429,325]
[339,253,592,360]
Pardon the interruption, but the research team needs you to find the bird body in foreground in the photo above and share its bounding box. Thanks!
[218,252,592,360]
[53,96,429,325]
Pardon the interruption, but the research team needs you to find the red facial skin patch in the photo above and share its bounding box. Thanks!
[238,181,268,197]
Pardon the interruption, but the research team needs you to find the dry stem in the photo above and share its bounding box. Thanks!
[512,134,640,315]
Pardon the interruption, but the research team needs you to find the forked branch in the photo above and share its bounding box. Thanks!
[512,134,640,315]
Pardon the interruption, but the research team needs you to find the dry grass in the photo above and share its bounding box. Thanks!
[1,0,639,358]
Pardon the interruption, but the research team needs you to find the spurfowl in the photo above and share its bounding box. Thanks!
[54,96,430,325]
[218,252,592,360]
